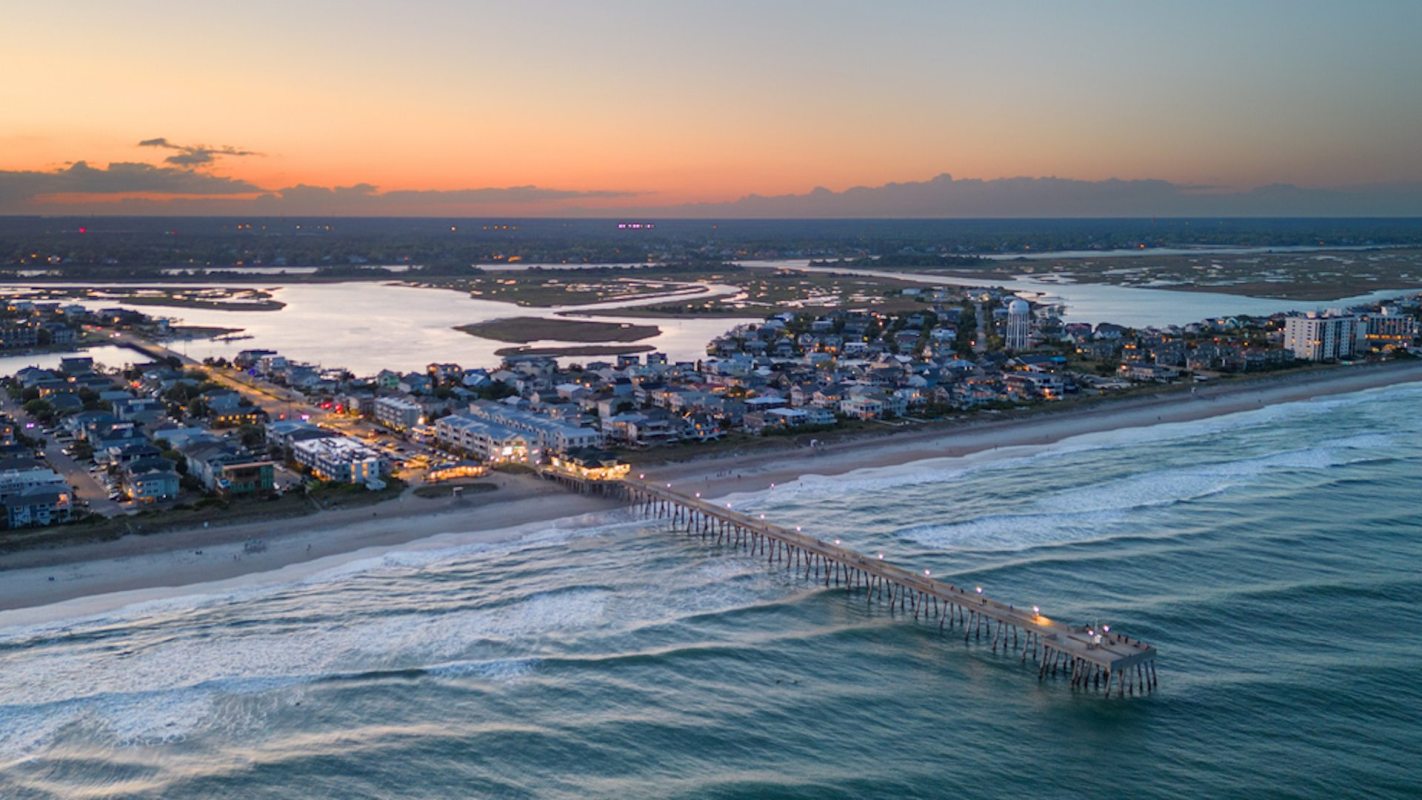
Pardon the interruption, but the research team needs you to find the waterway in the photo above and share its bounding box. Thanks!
[0,282,754,375]
[740,260,1417,328]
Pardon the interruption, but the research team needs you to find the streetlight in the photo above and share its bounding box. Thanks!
[1032,605,1040,616]
[924,569,931,577]
[877,552,884,560]
[975,586,982,594]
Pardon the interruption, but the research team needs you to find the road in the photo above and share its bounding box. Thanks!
[105,330,438,480]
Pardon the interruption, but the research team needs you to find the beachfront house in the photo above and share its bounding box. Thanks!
[120,458,181,503]
[1,486,72,528]
[0,456,72,528]
[180,440,276,496]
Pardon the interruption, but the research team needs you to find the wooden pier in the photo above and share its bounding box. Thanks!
[615,478,1159,697]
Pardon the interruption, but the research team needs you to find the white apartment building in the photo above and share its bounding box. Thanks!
[434,414,530,463]
[464,402,601,454]
[1283,312,1357,362]
[291,436,386,485]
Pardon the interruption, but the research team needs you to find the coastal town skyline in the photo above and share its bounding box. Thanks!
[5,1,1422,216]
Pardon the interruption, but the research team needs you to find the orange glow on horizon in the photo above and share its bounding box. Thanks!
[4,3,1419,215]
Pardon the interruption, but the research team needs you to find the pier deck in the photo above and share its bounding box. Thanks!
[617,477,1158,696]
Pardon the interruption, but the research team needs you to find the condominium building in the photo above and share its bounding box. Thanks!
[434,414,530,463]
[1283,313,1357,362]
[374,396,423,431]
[1364,308,1419,348]
[463,402,601,454]
[291,436,386,485]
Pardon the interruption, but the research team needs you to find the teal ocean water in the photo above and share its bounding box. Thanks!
[2,382,1420,799]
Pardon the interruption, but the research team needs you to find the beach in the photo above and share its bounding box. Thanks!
[3,358,1421,623]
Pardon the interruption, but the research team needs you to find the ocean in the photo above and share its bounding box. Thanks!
[2,381,1420,799]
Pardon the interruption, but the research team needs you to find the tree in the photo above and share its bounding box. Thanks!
[23,398,54,425]
[237,424,265,450]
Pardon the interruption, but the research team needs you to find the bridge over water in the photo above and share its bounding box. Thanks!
[556,472,1159,697]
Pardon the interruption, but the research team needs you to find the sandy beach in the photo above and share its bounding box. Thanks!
[3,358,1420,623]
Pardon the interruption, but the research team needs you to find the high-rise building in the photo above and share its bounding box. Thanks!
[1283,312,1357,362]
[1005,299,1032,351]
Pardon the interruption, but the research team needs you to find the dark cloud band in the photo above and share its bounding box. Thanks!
[138,137,260,168]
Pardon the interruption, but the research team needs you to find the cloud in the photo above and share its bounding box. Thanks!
[0,161,263,210]
[637,173,1422,218]
[138,137,260,168]
[9,152,1419,216]
[0,169,639,214]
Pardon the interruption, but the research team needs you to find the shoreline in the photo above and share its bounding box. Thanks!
[2,359,1421,624]
[640,358,1422,501]
[0,475,622,620]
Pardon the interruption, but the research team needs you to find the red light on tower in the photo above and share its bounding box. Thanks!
[78,227,87,234]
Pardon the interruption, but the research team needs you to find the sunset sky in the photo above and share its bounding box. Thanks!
[3,0,1421,216]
